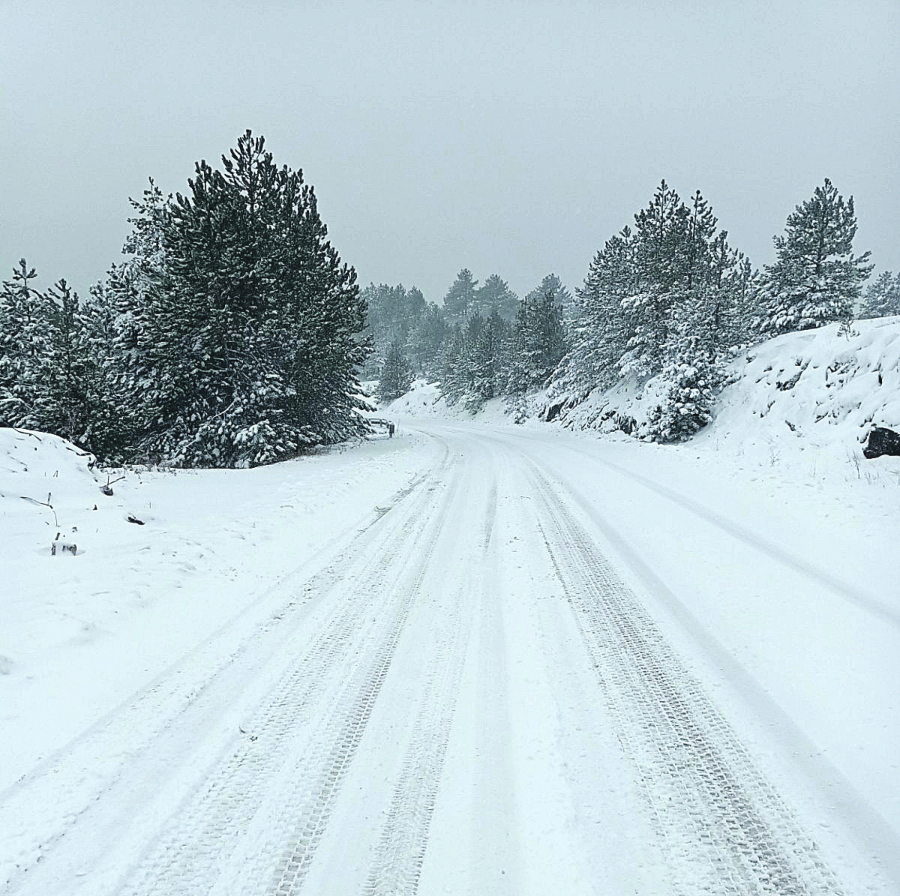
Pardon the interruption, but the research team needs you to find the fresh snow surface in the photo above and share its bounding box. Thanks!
[387,379,458,418]
[1,325,898,896]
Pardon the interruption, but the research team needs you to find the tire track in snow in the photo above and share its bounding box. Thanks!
[1,441,456,896]
[361,593,469,896]
[469,476,522,896]
[534,443,900,893]
[524,434,899,630]
[265,592,420,896]
[355,463,497,896]
[481,481,497,550]
[528,464,845,896]
[109,456,463,896]
[267,455,482,896]
[255,457,468,896]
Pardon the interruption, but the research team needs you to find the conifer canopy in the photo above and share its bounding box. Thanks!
[97,130,371,467]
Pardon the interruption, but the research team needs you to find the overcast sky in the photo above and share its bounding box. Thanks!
[2,0,898,304]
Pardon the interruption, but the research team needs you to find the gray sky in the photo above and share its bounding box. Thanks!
[2,0,898,304]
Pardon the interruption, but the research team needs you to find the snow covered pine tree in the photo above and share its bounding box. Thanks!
[442,268,478,325]
[759,178,872,336]
[377,340,413,403]
[0,260,48,429]
[93,131,370,467]
[861,271,900,319]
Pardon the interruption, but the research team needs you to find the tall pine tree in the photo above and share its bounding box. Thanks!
[473,274,518,321]
[760,178,871,335]
[94,131,370,467]
[507,283,567,393]
[0,260,53,430]
[442,268,478,323]
[377,340,413,403]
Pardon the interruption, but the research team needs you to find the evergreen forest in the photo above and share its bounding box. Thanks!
[1,132,887,465]
[363,178,878,442]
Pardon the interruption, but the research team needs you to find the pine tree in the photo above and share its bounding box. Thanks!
[473,274,518,320]
[552,228,636,400]
[78,282,126,459]
[529,284,567,384]
[535,273,574,322]
[708,239,760,350]
[360,282,429,377]
[760,178,872,336]
[93,131,370,467]
[377,340,413,403]
[0,259,52,429]
[619,181,691,378]
[438,324,466,406]
[726,255,763,346]
[39,279,92,442]
[468,310,508,406]
[645,334,718,443]
[83,180,179,458]
[508,283,567,393]
[460,312,486,400]
[407,303,449,376]
[442,268,478,323]
[646,300,720,443]
[860,271,900,318]
[505,299,531,396]
[549,182,756,434]
[1,264,109,450]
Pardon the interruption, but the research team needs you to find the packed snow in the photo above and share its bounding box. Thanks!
[1,322,898,895]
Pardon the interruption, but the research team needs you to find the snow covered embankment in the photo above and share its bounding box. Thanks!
[550,317,900,471]
[386,379,461,419]
[714,317,900,460]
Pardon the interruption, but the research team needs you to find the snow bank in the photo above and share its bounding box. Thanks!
[542,317,900,479]
[384,379,549,427]
[384,379,457,418]
[714,316,900,454]
[0,429,102,567]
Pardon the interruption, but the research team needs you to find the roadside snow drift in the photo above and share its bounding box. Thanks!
[714,316,900,458]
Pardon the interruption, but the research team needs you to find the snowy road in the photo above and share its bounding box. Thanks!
[2,422,897,895]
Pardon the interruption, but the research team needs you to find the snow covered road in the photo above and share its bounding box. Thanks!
[2,422,897,894]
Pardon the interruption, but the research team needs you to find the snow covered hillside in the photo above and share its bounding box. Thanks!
[388,379,542,426]
[711,316,900,465]
[419,316,900,481]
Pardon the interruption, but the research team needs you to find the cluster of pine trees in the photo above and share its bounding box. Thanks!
[370,177,876,444]
[0,261,102,450]
[860,271,900,319]
[1,132,370,467]
[549,178,873,441]
[549,181,758,441]
[366,272,570,411]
